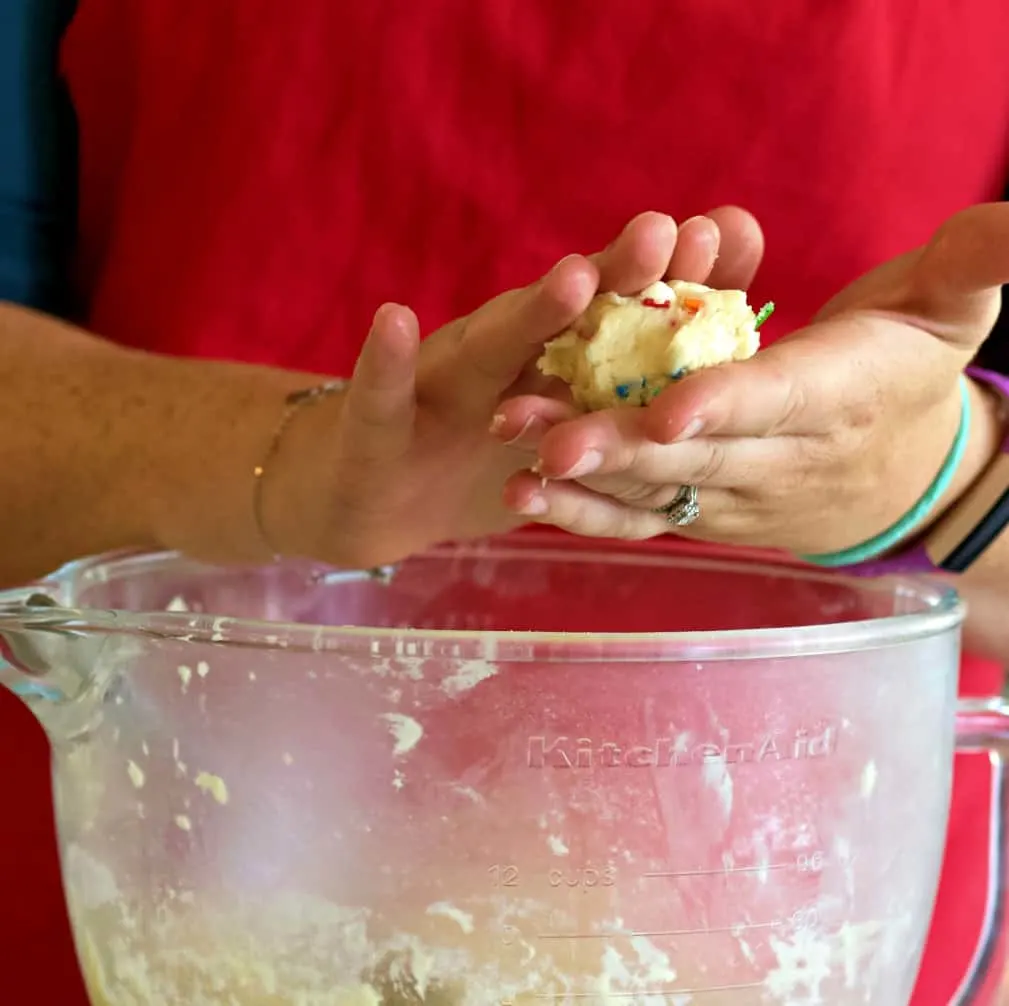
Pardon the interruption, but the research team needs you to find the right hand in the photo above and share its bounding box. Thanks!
[268,209,764,568]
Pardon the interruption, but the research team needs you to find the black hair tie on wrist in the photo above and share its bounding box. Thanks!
[942,485,1009,573]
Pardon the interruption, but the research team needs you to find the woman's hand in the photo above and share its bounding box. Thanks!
[267,208,765,566]
[493,203,1009,555]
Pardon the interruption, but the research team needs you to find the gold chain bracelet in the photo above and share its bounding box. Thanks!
[252,379,349,560]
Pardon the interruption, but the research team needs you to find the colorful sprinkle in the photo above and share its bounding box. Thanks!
[641,298,672,309]
[755,302,775,328]
[615,384,631,399]
[670,368,685,380]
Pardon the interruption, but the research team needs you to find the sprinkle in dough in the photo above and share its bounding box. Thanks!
[538,279,764,411]
[194,771,230,805]
[126,760,145,790]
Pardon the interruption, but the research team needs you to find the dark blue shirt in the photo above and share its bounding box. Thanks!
[0,0,76,315]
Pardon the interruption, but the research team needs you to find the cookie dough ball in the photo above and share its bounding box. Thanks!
[537,280,766,411]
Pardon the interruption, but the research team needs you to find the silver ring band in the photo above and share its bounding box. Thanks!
[654,485,701,527]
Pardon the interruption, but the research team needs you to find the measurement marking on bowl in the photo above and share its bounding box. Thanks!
[526,981,765,1000]
[537,920,780,940]
[644,860,808,879]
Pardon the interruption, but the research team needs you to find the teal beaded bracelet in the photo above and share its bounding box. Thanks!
[800,376,972,568]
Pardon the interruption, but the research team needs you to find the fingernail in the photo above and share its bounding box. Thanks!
[519,493,549,516]
[562,449,603,478]
[489,414,506,435]
[675,417,705,442]
[504,416,548,449]
[530,462,551,491]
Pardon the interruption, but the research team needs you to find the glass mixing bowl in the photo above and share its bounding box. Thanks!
[0,533,1005,1005]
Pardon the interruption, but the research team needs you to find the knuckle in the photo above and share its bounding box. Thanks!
[456,313,475,345]
[769,439,822,492]
[776,464,810,497]
[617,508,665,540]
[572,512,616,540]
[605,478,666,507]
[346,401,397,438]
[690,439,728,484]
[555,490,657,541]
[768,381,809,436]
[840,372,886,430]
[713,501,776,544]
[468,288,514,329]
[819,438,873,498]
[549,493,599,537]
[456,320,503,384]
[747,356,808,437]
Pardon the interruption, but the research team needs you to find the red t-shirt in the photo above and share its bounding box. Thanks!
[1,1,1007,1002]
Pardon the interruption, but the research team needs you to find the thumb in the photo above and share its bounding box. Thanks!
[911,201,1009,344]
[641,341,824,443]
[337,303,418,467]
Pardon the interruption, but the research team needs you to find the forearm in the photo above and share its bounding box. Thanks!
[0,302,330,585]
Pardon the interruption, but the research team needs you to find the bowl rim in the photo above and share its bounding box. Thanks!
[0,534,965,663]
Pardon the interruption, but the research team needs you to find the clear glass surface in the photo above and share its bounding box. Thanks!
[0,534,973,1005]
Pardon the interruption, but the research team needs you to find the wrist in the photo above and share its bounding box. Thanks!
[820,370,1009,577]
[139,352,341,565]
[256,382,350,562]
[800,374,985,569]
[927,374,1005,527]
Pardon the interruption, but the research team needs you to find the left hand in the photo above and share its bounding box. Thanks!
[492,203,1009,554]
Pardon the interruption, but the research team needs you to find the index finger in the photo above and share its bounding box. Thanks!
[453,254,598,405]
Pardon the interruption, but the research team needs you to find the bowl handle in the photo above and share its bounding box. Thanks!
[950,698,1009,1003]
